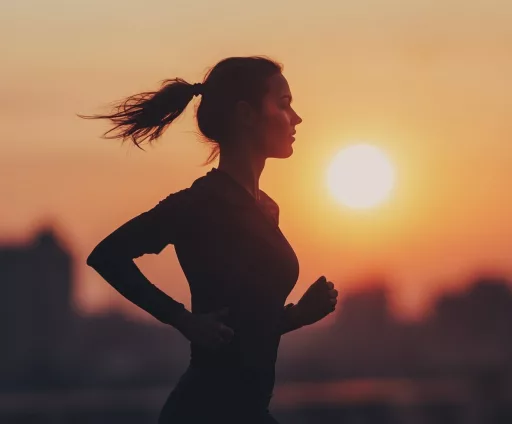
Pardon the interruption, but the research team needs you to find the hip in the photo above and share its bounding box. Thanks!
[158,364,276,423]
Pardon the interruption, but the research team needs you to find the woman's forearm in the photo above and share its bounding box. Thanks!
[280,303,305,335]
[88,257,191,330]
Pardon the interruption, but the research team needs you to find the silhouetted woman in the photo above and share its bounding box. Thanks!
[79,55,338,424]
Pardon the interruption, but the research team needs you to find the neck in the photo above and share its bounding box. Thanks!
[217,145,266,200]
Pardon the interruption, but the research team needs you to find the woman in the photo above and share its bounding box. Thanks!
[79,55,339,424]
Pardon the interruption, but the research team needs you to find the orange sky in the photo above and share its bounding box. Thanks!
[2,1,512,321]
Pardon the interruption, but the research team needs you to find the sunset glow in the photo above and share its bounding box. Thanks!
[2,0,512,321]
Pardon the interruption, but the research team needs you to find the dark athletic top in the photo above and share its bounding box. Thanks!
[87,167,300,406]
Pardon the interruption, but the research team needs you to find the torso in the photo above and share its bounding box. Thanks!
[171,168,300,407]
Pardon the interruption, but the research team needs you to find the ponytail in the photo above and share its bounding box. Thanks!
[77,78,198,149]
[79,56,283,165]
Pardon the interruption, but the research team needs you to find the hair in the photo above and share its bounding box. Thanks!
[77,56,283,166]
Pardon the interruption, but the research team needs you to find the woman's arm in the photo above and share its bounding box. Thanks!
[280,303,305,335]
[280,277,338,334]
[87,257,192,328]
[86,189,193,330]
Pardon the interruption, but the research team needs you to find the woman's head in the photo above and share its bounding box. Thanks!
[77,55,302,165]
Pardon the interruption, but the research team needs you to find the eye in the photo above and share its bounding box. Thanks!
[281,96,292,108]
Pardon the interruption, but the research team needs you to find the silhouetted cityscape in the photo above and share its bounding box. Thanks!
[1,225,511,423]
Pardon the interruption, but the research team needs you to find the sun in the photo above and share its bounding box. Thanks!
[327,143,395,209]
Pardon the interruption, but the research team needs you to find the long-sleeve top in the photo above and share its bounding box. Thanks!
[87,167,301,403]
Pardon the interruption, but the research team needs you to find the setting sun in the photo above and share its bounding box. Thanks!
[327,143,395,209]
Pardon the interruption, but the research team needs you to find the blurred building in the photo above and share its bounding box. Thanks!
[0,226,72,387]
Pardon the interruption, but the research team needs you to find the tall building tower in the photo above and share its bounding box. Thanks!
[0,225,72,387]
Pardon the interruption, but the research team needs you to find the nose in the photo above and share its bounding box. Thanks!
[293,110,303,126]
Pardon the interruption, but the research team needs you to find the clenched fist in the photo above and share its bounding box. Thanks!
[296,276,338,326]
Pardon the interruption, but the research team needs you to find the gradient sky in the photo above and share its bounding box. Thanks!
[2,1,512,321]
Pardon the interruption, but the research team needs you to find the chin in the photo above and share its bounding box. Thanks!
[271,147,293,159]
[265,139,294,159]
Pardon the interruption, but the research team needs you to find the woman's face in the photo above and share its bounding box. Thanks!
[251,73,303,159]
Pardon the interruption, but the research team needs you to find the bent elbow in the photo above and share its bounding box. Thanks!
[86,243,132,269]
[86,249,103,269]
[86,243,112,268]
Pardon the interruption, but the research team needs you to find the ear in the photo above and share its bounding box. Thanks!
[234,100,257,127]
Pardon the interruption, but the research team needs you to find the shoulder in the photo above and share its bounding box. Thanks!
[154,174,223,219]
[153,187,194,213]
